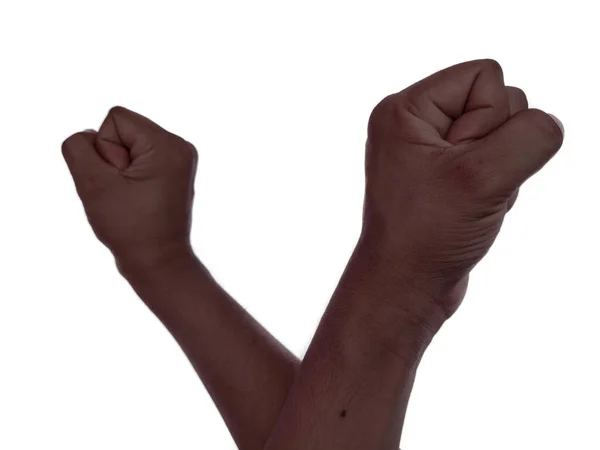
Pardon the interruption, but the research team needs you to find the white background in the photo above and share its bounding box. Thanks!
[1,1,598,449]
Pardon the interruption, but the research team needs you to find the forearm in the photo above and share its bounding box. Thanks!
[264,239,447,450]
[116,250,300,450]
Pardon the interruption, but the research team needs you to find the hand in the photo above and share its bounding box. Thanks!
[64,107,304,450]
[62,106,198,272]
[360,59,564,321]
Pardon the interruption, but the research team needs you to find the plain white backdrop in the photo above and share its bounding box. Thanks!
[1,1,598,449]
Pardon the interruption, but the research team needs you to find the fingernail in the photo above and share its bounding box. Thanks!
[83,128,96,133]
[547,114,564,137]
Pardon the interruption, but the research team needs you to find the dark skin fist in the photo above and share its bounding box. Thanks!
[62,107,198,273]
[360,58,564,322]
[62,59,564,328]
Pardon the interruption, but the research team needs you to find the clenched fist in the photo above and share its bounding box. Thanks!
[62,106,198,273]
[360,59,564,321]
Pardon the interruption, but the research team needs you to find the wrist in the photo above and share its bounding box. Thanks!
[355,228,462,320]
[115,241,198,281]
[330,237,449,364]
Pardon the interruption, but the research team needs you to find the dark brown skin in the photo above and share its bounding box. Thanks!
[62,58,564,450]
[62,108,299,450]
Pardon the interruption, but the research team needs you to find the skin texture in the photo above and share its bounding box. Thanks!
[261,59,564,450]
[62,58,564,449]
[62,108,300,450]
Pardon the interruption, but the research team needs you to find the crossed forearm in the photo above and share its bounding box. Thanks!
[65,58,564,450]
[117,238,443,450]
[263,239,445,450]
[117,249,300,450]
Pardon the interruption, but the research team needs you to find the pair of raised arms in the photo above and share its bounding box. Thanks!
[62,59,564,450]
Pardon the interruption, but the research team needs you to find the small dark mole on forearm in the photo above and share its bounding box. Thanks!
[339,409,347,418]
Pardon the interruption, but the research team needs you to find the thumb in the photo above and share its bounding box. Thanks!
[95,106,167,171]
[465,108,565,197]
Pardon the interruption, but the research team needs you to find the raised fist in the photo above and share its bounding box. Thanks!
[62,106,198,273]
[360,59,564,320]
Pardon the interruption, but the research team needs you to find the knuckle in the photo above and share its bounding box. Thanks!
[186,141,198,160]
[168,134,197,166]
[507,86,528,110]
[368,94,395,125]
[61,135,73,155]
[368,94,403,137]
[61,132,83,156]
[108,105,127,117]
[481,58,504,77]
[528,108,564,142]
[513,87,528,107]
